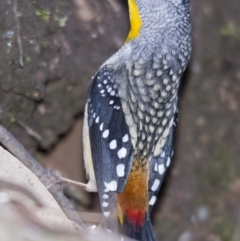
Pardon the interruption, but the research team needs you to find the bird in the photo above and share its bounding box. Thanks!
[83,0,191,240]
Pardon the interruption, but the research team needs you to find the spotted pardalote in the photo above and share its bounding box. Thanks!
[83,0,191,240]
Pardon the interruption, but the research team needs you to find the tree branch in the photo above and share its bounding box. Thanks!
[0,124,86,229]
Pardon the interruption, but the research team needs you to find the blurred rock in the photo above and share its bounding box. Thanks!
[197,206,209,223]
[178,231,193,241]
[0,0,128,153]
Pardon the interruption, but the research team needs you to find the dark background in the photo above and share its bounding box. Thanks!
[0,0,240,240]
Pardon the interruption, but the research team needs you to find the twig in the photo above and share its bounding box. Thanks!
[16,121,43,142]
[0,124,86,229]
[13,0,24,67]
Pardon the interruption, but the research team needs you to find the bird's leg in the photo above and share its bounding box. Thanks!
[59,176,88,190]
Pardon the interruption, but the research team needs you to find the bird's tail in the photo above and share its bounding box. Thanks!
[119,212,156,241]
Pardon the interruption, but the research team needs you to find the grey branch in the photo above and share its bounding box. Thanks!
[0,124,86,229]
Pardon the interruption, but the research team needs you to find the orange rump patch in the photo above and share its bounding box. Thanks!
[117,163,148,230]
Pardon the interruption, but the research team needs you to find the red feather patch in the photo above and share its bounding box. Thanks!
[126,209,145,231]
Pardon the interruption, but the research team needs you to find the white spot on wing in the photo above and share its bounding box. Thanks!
[151,179,160,192]
[100,123,104,131]
[104,188,109,192]
[166,157,171,167]
[117,147,127,159]
[116,164,125,177]
[95,116,99,123]
[103,129,109,138]
[109,140,117,149]
[102,202,109,207]
[122,134,129,142]
[103,194,109,199]
[161,151,165,158]
[149,195,157,205]
[104,211,110,217]
[104,181,117,191]
[158,164,165,175]
[110,180,117,191]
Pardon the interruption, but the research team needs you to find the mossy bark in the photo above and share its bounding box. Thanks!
[0,0,128,152]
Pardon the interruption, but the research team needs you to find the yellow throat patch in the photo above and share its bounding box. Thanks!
[126,0,142,42]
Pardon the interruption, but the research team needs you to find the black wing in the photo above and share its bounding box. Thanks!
[87,66,134,230]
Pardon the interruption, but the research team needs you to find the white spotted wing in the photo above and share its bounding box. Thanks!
[86,66,134,229]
